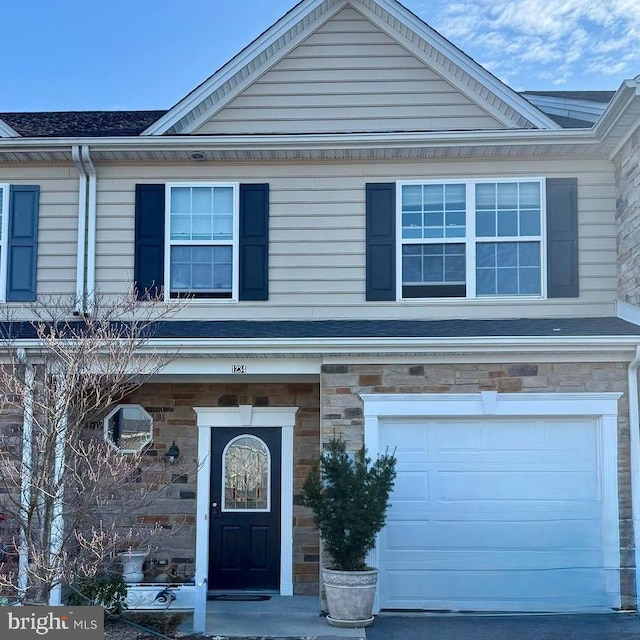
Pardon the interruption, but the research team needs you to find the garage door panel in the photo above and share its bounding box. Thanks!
[390,503,602,518]
[392,472,429,500]
[438,470,599,501]
[380,568,610,611]
[380,548,605,571]
[378,416,612,611]
[383,520,603,552]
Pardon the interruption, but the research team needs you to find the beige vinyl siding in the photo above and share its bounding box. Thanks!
[194,6,504,135]
[0,164,78,300]
[95,156,617,321]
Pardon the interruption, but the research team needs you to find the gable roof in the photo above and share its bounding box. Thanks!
[0,110,167,138]
[143,0,559,136]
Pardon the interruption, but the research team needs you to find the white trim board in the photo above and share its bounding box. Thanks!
[361,391,622,613]
[0,118,20,138]
[192,406,298,634]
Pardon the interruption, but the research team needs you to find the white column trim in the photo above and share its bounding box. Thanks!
[362,392,623,613]
[193,421,212,634]
[193,406,298,633]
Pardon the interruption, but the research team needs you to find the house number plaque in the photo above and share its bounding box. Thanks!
[232,365,247,374]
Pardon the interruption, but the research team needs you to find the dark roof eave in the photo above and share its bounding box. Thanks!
[3,318,640,341]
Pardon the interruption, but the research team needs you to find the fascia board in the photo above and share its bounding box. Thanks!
[0,118,20,138]
[367,0,560,130]
[141,0,336,136]
[140,336,640,354]
[8,336,640,357]
[0,127,600,153]
[593,78,640,141]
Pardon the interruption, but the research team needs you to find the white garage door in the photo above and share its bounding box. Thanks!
[378,417,612,612]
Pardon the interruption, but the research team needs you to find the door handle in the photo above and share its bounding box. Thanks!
[211,502,221,519]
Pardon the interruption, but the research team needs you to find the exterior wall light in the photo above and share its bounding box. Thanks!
[165,441,180,464]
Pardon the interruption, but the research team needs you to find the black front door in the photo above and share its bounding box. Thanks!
[209,427,281,591]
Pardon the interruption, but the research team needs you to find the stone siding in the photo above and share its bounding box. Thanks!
[127,382,320,595]
[615,123,640,305]
[321,361,635,609]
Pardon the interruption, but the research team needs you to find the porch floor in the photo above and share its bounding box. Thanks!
[177,595,365,638]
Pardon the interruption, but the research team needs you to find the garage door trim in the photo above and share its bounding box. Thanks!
[361,392,622,613]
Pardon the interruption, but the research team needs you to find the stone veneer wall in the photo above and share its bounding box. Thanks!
[320,361,635,608]
[615,123,640,305]
[126,382,320,595]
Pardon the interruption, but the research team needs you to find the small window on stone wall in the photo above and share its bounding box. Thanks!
[104,404,153,453]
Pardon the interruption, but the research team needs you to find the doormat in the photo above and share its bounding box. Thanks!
[208,594,272,601]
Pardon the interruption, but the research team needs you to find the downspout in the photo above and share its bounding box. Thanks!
[17,348,33,603]
[628,345,640,609]
[71,146,87,315]
[48,388,67,607]
[81,146,97,315]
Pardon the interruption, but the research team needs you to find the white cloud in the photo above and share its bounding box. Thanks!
[416,0,640,88]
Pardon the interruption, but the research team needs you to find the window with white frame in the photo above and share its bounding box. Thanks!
[399,179,544,298]
[104,404,153,454]
[166,183,237,299]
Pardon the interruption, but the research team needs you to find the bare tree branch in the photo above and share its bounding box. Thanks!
[0,292,189,603]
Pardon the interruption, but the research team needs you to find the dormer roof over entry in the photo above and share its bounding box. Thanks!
[142,0,559,136]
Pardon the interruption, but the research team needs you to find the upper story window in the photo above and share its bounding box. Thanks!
[399,179,544,299]
[166,183,238,299]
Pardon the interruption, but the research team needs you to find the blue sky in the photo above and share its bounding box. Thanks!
[1,0,638,112]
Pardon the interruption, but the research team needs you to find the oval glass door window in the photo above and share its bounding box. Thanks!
[222,435,271,511]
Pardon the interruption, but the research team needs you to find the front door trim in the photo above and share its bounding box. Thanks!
[193,405,297,633]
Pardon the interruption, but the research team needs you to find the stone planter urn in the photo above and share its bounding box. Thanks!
[322,567,378,627]
[118,550,148,584]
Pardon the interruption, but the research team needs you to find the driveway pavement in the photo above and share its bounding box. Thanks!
[366,613,640,640]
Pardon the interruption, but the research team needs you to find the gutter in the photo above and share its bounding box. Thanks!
[0,127,600,153]
[81,146,97,315]
[628,346,640,610]
[71,146,87,315]
[7,335,640,357]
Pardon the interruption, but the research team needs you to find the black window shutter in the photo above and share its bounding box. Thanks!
[239,183,269,301]
[7,185,39,302]
[134,184,165,300]
[366,183,396,301]
[546,178,579,298]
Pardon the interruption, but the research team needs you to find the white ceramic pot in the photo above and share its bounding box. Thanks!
[322,567,378,627]
[118,550,148,584]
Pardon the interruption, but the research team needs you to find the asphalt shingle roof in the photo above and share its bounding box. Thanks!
[2,317,640,341]
[0,89,617,137]
[544,113,595,128]
[0,110,167,137]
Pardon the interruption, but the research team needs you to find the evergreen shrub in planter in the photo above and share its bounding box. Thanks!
[302,436,396,627]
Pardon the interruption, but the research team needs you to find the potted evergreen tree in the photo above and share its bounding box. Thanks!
[302,436,396,627]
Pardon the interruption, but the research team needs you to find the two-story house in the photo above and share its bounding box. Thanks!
[3,0,640,631]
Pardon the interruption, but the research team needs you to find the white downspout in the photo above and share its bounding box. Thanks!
[49,376,70,606]
[81,146,97,315]
[17,348,33,603]
[628,345,640,609]
[71,146,87,315]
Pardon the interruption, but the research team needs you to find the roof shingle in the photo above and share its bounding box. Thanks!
[0,110,167,137]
